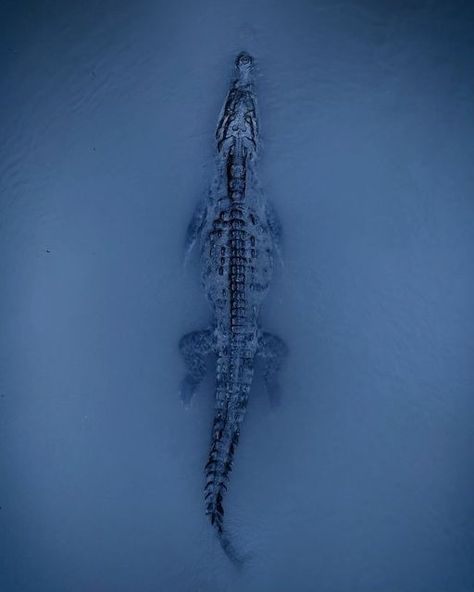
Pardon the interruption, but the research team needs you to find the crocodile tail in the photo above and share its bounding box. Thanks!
[204,408,244,566]
[204,352,254,567]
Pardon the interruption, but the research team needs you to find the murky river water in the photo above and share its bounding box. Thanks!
[1,1,473,590]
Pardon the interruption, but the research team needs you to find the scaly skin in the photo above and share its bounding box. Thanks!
[179,53,287,566]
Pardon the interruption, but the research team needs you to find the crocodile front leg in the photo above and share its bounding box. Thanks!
[179,329,214,406]
[184,200,208,265]
[257,332,288,407]
[266,202,283,265]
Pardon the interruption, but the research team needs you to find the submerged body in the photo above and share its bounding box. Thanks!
[179,53,287,566]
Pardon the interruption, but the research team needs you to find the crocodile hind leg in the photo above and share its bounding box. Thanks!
[257,332,288,407]
[179,330,214,407]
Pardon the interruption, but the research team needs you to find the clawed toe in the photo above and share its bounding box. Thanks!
[180,375,197,406]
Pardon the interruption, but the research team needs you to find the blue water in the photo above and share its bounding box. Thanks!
[1,1,473,591]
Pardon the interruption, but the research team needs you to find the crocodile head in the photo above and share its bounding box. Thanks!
[215,52,258,162]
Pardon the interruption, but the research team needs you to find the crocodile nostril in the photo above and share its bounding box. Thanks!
[236,52,253,67]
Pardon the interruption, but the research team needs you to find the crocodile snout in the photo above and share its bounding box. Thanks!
[235,52,254,79]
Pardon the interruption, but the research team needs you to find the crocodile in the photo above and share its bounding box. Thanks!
[179,52,287,566]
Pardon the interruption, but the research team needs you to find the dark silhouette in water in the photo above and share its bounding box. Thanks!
[179,52,287,566]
